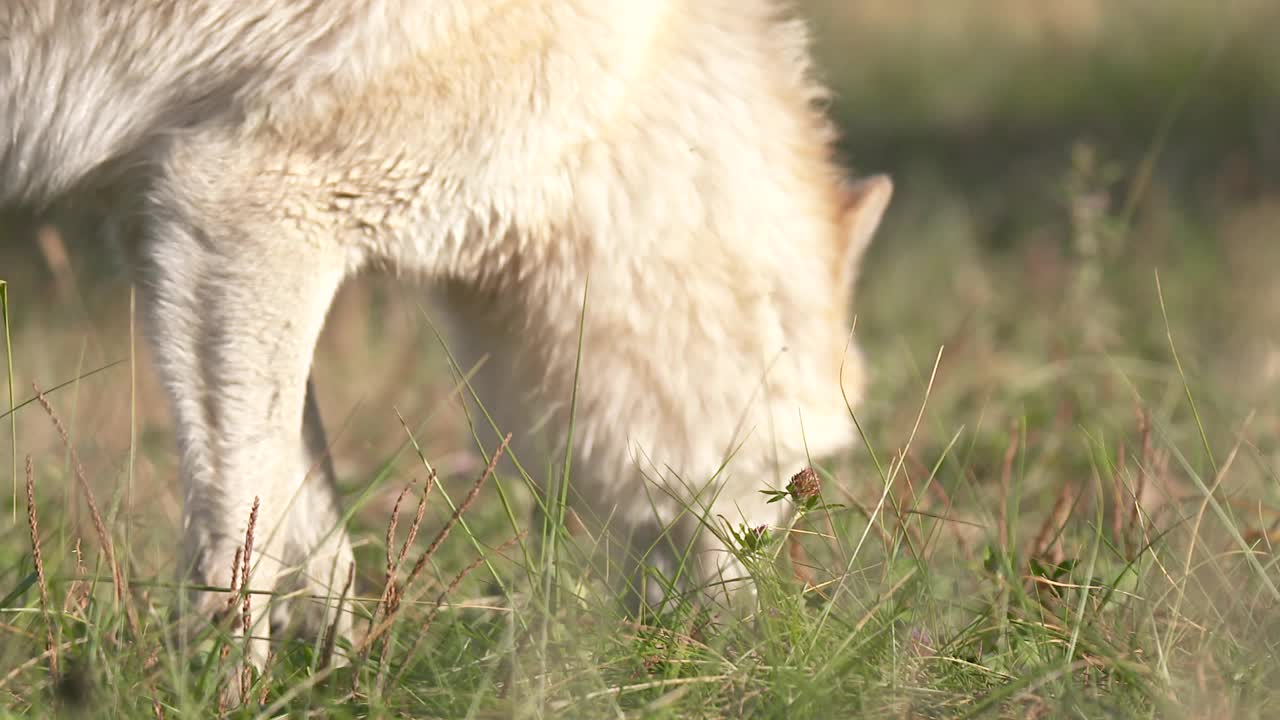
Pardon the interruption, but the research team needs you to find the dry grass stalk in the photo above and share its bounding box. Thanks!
[140,645,169,720]
[33,382,139,636]
[1111,441,1127,550]
[1132,407,1152,529]
[216,676,230,717]
[386,530,528,692]
[1128,406,1162,555]
[383,483,411,583]
[320,562,356,671]
[216,500,260,706]
[224,547,243,614]
[240,498,259,607]
[370,494,411,686]
[239,497,259,705]
[378,472,435,621]
[1029,480,1077,569]
[788,534,816,589]
[424,530,527,629]
[361,474,434,685]
[0,638,89,692]
[887,450,927,558]
[25,455,57,677]
[216,550,246,706]
[396,435,509,607]
[997,424,1019,551]
[1108,406,1172,559]
[393,483,432,594]
[359,433,510,655]
[62,538,91,615]
[391,477,436,570]
[257,651,276,706]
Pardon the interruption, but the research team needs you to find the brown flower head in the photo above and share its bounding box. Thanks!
[787,467,821,503]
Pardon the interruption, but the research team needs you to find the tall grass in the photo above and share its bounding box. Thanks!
[2,249,1276,716]
[2,1,1278,717]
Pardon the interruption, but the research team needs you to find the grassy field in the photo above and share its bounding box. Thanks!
[2,2,1279,717]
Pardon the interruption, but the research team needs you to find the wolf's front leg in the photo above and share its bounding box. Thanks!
[141,211,350,676]
[277,377,356,655]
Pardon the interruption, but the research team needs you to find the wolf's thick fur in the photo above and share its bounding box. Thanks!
[2,1,892,665]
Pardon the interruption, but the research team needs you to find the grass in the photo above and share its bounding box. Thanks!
[2,2,1279,717]
[2,233,1276,718]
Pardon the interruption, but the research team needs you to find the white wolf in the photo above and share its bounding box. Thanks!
[2,1,892,666]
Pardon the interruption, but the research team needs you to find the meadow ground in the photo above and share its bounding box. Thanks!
[2,2,1279,717]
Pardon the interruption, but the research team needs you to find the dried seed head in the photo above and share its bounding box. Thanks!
[787,467,821,503]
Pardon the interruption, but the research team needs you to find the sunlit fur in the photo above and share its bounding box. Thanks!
[2,0,892,666]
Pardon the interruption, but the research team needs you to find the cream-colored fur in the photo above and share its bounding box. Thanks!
[2,0,892,666]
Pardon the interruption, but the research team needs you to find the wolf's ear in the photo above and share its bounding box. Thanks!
[838,174,893,287]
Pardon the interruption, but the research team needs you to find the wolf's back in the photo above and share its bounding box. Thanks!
[0,1,448,206]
